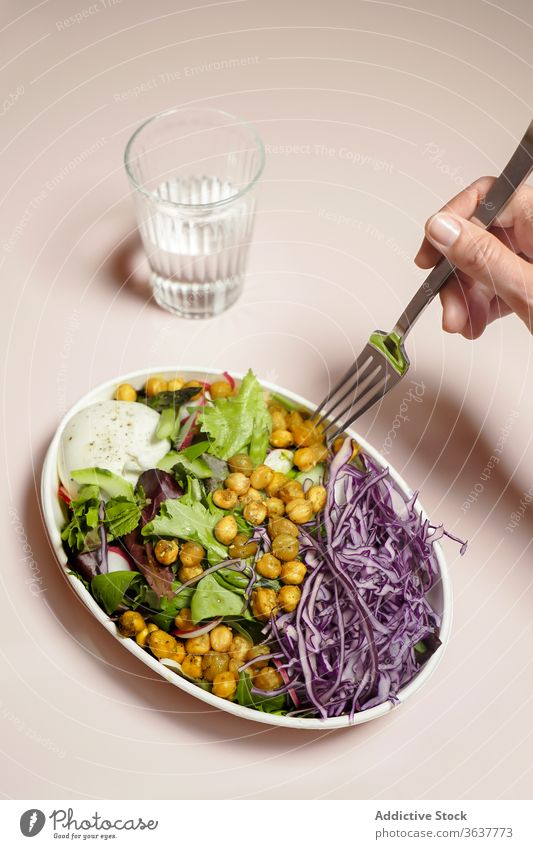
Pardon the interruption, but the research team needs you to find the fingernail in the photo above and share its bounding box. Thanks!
[427,213,461,247]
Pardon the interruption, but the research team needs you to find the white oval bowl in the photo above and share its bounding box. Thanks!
[41,367,452,730]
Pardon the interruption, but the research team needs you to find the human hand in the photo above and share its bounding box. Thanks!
[415,176,533,339]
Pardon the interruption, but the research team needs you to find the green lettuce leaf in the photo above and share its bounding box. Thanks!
[104,496,142,539]
[141,497,227,565]
[61,485,100,551]
[190,573,243,623]
[150,590,196,631]
[198,369,271,465]
[235,671,287,713]
[91,570,142,615]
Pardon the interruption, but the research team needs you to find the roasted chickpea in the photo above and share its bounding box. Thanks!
[270,429,293,448]
[228,539,259,559]
[265,497,285,518]
[278,585,301,612]
[145,375,168,397]
[311,444,328,463]
[202,651,230,681]
[245,645,270,672]
[148,629,178,659]
[265,472,288,497]
[251,587,278,621]
[234,531,251,545]
[292,420,323,447]
[178,564,203,583]
[214,514,238,545]
[228,453,254,476]
[285,498,314,524]
[167,377,185,391]
[228,657,242,674]
[268,517,299,539]
[180,542,205,568]
[229,634,252,660]
[183,380,203,399]
[239,487,263,506]
[243,501,267,525]
[225,472,250,495]
[332,436,345,454]
[212,671,237,699]
[293,447,315,472]
[174,607,195,632]
[118,610,146,637]
[228,532,251,558]
[271,410,288,430]
[115,383,137,402]
[332,437,360,460]
[268,401,286,414]
[154,538,179,565]
[170,642,186,664]
[210,625,233,653]
[279,480,304,504]
[287,410,304,430]
[294,443,328,472]
[256,553,282,579]
[254,666,283,692]
[212,488,238,510]
[135,623,158,647]
[181,655,203,679]
[306,484,327,513]
[271,533,299,561]
[250,464,274,490]
[280,560,307,585]
[210,379,232,400]
[185,633,211,655]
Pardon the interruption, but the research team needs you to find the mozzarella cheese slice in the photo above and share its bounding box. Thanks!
[58,400,170,496]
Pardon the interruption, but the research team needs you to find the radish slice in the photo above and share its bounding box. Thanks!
[178,395,206,449]
[58,484,71,505]
[265,449,294,474]
[172,616,223,639]
[273,658,300,708]
[108,546,134,573]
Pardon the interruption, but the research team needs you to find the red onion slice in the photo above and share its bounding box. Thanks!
[172,616,223,639]
[222,371,235,390]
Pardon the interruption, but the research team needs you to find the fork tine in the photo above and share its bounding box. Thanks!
[325,363,383,432]
[313,350,372,419]
[314,351,374,425]
[323,362,383,435]
[328,371,390,443]
[320,360,382,432]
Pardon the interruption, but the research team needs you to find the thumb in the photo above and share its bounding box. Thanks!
[425,212,533,331]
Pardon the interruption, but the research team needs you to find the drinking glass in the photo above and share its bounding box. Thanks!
[124,107,265,319]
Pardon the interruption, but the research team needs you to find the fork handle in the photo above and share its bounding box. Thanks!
[392,120,533,340]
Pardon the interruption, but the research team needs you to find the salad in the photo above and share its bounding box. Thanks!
[57,369,464,720]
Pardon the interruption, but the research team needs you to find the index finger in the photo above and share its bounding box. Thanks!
[414,176,496,269]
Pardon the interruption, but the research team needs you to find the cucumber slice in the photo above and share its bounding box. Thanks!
[157,451,212,479]
[70,467,135,500]
[295,463,325,487]
[156,407,176,440]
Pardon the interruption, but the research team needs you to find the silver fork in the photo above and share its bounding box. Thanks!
[315,120,533,443]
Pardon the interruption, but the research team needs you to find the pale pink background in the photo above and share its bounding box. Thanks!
[1,0,533,800]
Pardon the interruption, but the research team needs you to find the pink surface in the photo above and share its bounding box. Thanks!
[2,0,533,800]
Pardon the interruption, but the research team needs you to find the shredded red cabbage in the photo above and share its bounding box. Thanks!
[264,438,465,720]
